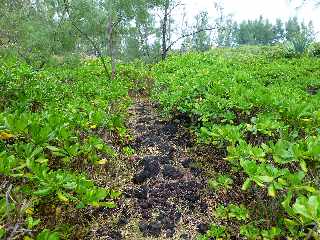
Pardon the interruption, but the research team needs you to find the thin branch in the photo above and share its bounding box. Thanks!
[8,223,19,240]
[5,184,13,211]
[62,0,110,79]
[165,26,223,53]
[52,1,70,43]
[168,2,185,15]
[112,17,123,28]
[71,22,110,79]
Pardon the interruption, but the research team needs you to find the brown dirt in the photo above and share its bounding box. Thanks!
[84,98,217,240]
[83,98,270,240]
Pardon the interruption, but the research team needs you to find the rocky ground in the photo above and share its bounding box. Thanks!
[87,98,216,240]
[122,98,215,240]
[85,98,253,240]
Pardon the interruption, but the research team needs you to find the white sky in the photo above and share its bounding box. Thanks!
[180,0,320,37]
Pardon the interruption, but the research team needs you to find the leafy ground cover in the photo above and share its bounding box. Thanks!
[152,46,320,239]
[1,46,320,239]
[0,58,148,239]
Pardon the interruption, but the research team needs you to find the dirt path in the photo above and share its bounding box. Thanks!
[116,98,214,240]
[86,97,218,240]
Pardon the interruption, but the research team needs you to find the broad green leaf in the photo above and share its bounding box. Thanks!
[268,184,276,197]
[242,179,252,191]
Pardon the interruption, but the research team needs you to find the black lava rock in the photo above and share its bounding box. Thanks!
[131,136,143,149]
[174,211,182,222]
[117,209,130,226]
[139,200,153,209]
[160,155,171,164]
[132,158,161,184]
[180,233,190,240]
[141,209,151,219]
[133,170,152,184]
[108,231,122,240]
[141,156,160,166]
[117,216,129,226]
[197,223,209,234]
[139,222,148,233]
[144,160,160,177]
[123,189,134,198]
[182,158,193,168]
[134,186,148,199]
[166,228,175,238]
[158,215,173,230]
[199,202,208,213]
[149,221,162,236]
[163,165,182,179]
[190,167,202,176]
[162,123,177,134]
[141,137,157,147]
[139,221,162,237]
[185,193,200,203]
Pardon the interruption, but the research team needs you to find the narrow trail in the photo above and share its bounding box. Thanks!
[116,98,215,239]
[86,97,247,240]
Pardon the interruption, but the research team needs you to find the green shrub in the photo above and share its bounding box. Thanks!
[309,42,320,57]
[152,46,320,238]
[0,57,147,238]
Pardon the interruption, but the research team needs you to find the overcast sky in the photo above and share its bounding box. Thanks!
[180,0,320,37]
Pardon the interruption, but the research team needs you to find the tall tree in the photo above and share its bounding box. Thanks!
[214,3,237,47]
[273,19,285,43]
[157,0,220,59]
[158,0,175,60]
[0,0,71,69]
[61,0,159,78]
[191,12,211,51]
[285,17,315,53]
[235,16,278,45]
[121,1,159,61]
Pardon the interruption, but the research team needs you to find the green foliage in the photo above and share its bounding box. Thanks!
[293,195,320,224]
[248,113,284,136]
[197,224,227,239]
[0,0,162,66]
[309,42,320,57]
[122,146,135,157]
[191,11,211,52]
[214,204,249,221]
[208,174,233,191]
[285,17,314,55]
[0,58,146,238]
[36,229,60,240]
[218,16,314,48]
[282,192,320,236]
[26,216,41,230]
[0,197,15,220]
[240,224,261,239]
[240,160,311,197]
[0,227,5,239]
[199,125,243,146]
[152,46,320,238]
[240,224,281,240]
[235,16,279,45]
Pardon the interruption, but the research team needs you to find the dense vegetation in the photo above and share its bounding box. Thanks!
[0,58,148,239]
[152,46,320,238]
[2,44,319,239]
[1,0,320,239]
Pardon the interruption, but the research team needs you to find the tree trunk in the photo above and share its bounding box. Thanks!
[62,0,109,79]
[107,15,116,80]
[161,0,169,60]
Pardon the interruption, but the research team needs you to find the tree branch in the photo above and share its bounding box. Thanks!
[62,0,110,79]
[72,22,110,79]
[168,2,184,15]
[165,26,223,53]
